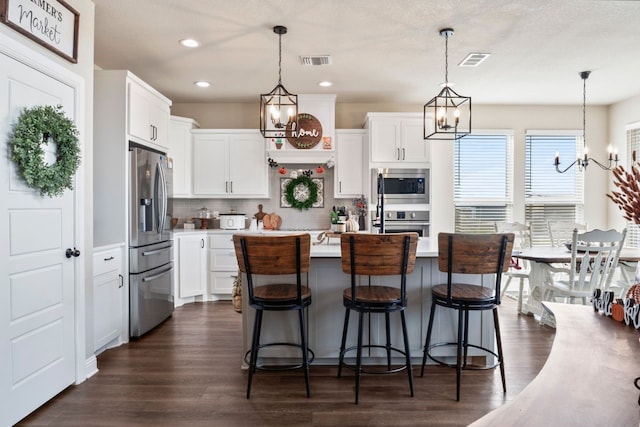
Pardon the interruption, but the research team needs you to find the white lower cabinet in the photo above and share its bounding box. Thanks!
[93,245,125,352]
[209,233,238,300]
[177,234,207,299]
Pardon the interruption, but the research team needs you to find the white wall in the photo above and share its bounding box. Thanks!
[608,94,640,232]
[0,0,96,364]
[173,101,614,233]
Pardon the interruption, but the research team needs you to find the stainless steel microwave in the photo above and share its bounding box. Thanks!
[372,168,429,204]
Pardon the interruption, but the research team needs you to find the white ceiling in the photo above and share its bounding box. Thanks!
[93,0,640,106]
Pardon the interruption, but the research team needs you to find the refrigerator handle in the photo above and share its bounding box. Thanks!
[141,266,173,283]
[157,160,168,234]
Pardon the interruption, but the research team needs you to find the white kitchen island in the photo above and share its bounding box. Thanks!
[239,235,499,366]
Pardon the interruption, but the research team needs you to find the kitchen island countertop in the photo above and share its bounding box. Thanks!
[172,228,438,257]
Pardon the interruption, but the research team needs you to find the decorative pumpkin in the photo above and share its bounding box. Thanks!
[316,165,325,174]
[278,166,287,175]
[345,215,359,232]
[626,284,640,303]
[612,301,625,322]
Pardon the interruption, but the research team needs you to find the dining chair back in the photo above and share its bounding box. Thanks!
[495,222,531,312]
[544,228,627,304]
[547,221,588,247]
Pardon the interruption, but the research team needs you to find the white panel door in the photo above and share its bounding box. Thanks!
[0,52,77,426]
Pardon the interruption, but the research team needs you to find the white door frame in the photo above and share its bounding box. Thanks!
[0,31,88,384]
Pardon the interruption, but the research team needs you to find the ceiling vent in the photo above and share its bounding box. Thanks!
[300,55,332,66]
[459,53,490,67]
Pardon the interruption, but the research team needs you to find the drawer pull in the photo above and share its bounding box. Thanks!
[103,256,115,261]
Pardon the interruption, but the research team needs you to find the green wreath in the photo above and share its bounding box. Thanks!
[285,175,318,210]
[10,105,81,197]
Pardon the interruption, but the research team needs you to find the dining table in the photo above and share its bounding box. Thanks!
[512,246,640,319]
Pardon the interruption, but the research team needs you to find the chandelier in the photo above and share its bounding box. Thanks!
[260,25,298,138]
[424,28,471,140]
[555,71,618,173]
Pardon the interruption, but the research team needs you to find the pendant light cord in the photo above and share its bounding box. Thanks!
[278,31,283,85]
[444,33,449,86]
[583,74,587,148]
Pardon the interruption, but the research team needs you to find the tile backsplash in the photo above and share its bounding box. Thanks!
[171,164,362,230]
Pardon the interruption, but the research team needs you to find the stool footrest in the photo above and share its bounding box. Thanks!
[245,342,315,371]
[425,342,500,371]
[340,344,411,374]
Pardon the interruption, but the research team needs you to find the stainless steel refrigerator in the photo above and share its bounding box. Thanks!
[129,143,174,338]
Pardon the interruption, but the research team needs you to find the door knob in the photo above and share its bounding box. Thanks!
[65,247,81,258]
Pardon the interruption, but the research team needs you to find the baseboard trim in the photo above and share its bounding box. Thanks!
[84,355,99,379]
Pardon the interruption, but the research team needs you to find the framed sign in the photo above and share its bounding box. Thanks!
[286,113,323,149]
[0,0,79,63]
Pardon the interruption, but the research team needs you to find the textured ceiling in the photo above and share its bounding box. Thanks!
[93,0,640,106]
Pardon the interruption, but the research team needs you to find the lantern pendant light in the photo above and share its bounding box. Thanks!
[424,28,471,140]
[260,25,298,138]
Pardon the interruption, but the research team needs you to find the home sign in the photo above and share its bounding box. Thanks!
[286,112,323,149]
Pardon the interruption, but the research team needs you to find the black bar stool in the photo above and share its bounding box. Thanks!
[337,233,418,404]
[420,232,514,401]
[233,233,313,399]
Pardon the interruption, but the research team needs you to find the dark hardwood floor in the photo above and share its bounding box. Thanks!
[18,298,555,426]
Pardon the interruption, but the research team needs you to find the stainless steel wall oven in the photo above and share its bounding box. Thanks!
[373,209,430,237]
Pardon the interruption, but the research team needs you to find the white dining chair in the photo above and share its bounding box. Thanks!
[494,221,531,313]
[547,221,588,247]
[543,228,627,304]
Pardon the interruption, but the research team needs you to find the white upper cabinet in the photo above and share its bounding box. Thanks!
[335,130,365,197]
[94,70,172,247]
[192,130,268,198]
[366,113,430,166]
[127,77,171,150]
[168,116,199,197]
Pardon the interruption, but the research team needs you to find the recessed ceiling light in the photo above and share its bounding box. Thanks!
[194,81,210,88]
[318,81,332,87]
[180,38,199,48]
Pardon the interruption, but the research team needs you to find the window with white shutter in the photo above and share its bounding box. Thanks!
[454,132,513,233]
[624,124,640,247]
[525,131,585,246]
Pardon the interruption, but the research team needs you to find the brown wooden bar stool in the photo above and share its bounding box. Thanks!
[420,232,514,401]
[233,233,313,399]
[338,232,418,404]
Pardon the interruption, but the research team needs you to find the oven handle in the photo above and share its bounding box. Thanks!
[383,222,430,226]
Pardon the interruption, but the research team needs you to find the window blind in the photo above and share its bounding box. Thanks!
[454,133,513,233]
[626,126,640,247]
[525,132,584,245]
